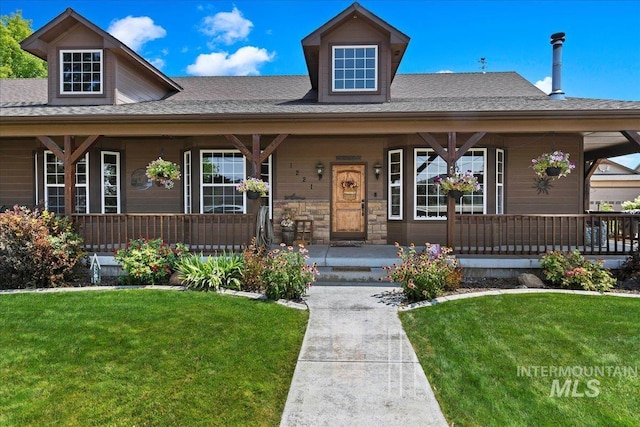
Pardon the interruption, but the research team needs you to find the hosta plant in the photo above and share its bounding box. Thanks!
[176,252,244,291]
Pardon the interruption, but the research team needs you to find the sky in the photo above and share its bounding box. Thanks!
[2,0,639,167]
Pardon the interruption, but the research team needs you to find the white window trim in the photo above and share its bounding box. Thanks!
[332,45,378,92]
[59,49,104,95]
[184,150,192,214]
[388,149,403,220]
[261,154,273,219]
[43,150,89,214]
[413,148,487,220]
[101,151,120,214]
[496,149,504,214]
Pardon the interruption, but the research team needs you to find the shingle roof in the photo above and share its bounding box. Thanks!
[1,72,639,118]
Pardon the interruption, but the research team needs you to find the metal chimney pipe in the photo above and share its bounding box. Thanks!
[550,32,566,100]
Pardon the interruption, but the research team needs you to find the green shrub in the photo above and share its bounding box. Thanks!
[383,242,462,302]
[114,237,187,285]
[539,249,615,292]
[262,244,318,300]
[0,206,86,289]
[176,252,244,291]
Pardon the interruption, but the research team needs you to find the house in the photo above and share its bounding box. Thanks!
[1,3,639,255]
[588,159,640,211]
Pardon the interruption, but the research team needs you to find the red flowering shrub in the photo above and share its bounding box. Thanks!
[0,205,86,289]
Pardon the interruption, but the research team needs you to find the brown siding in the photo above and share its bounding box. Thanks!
[0,139,38,208]
[115,60,168,104]
[504,134,583,214]
[318,19,390,103]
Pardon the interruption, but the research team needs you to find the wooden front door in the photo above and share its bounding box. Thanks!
[331,164,366,240]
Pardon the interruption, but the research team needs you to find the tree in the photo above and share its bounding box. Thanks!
[0,10,47,78]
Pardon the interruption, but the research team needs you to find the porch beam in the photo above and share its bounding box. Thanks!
[224,134,253,159]
[36,136,63,160]
[69,135,100,164]
[454,132,487,161]
[259,134,288,163]
[621,130,640,147]
[584,130,640,161]
[416,132,447,159]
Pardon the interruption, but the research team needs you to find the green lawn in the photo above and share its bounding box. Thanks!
[400,294,640,427]
[0,290,308,426]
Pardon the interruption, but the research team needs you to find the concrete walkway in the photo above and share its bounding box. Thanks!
[280,285,448,427]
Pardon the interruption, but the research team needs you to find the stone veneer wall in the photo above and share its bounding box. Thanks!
[274,199,387,245]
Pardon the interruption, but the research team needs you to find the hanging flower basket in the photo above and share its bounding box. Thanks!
[531,151,575,179]
[448,190,464,200]
[435,170,480,196]
[146,157,181,189]
[237,178,269,196]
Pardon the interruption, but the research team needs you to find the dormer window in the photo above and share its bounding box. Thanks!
[60,49,103,94]
[332,45,378,92]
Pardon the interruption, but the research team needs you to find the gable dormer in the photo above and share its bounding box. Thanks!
[20,8,181,106]
[302,2,409,103]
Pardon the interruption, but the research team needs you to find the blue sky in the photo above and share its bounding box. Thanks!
[3,0,639,166]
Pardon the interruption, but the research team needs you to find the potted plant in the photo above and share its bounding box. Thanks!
[146,157,181,189]
[435,170,480,199]
[280,212,297,245]
[236,177,269,199]
[531,150,575,178]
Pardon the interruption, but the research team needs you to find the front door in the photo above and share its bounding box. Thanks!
[331,164,366,240]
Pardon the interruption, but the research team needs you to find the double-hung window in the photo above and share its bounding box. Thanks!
[332,45,377,91]
[414,148,486,219]
[60,49,103,94]
[44,151,89,214]
[198,150,272,214]
[200,151,246,214]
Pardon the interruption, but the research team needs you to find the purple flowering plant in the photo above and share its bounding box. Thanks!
[531,150,576,178]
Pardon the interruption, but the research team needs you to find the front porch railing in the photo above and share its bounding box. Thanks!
[456,213,639,255]
[72,214,256,253]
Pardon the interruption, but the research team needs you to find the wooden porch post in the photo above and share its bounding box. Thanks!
[36,134,100,215]
[63,136,75,215]
[446,132,457,248]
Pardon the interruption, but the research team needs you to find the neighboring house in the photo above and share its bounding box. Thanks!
[1,3,639,254]
[589,159,640,211]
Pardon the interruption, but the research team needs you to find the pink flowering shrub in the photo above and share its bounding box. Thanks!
[383,242,462,302]
[539,249,615,292]
[114,237,188,285]
[262,243,318,300]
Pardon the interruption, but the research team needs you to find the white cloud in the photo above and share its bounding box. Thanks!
[535,76,552,94]
[186,46,275,76]
[150,58,166,70]
[108,16,166,51]
[201,7,253,46]
[437,70,454,74]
